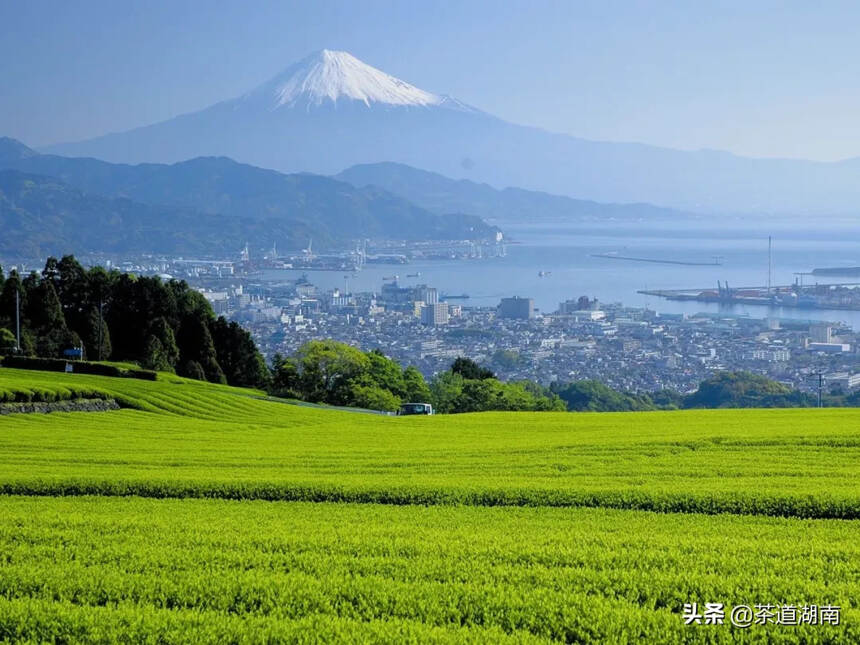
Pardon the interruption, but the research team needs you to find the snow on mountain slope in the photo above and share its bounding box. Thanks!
[243,49,459,110]
[40,49,860,214]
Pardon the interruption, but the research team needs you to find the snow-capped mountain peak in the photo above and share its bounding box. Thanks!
[252,49,451,109]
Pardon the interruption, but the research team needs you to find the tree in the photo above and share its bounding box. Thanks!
[294,340,370,405]
[176,315,225,384]
[81,306,112,361]
[517,381,566,411]
[429,371,465,414]
[24,278,74,358]
[142,336,173,372]
[210,317,268,388]
[351,384,401,412]
[491,349,521,370]
[0,328,15,354]
[450,356,495,380]
[270,354,301,399]
[56,255,90,332]
[402,365,431,402]
[683,371,801,409]
[553,380,655,412]
[361,349,406,397]
[149,317,180,370]
[181,360,207,381]
[457,378,507,412]
[0,271,24,332]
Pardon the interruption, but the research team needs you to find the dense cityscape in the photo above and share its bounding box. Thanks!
[73,256,857,397]
[5,250,858,398]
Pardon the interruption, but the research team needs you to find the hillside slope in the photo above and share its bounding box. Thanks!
[0,138,498,253]
[337,161,694,223]
[0,170,316,257]
[1,366,859,518]
[1,367,857,642]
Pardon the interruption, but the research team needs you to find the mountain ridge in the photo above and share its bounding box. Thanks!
[336,161,695,223]
[0,138,498,257]
[38,50,860,214]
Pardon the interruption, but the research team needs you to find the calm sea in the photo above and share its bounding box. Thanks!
[261,218,860,328]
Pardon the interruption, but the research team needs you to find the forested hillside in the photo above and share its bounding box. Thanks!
[0,256,267,387]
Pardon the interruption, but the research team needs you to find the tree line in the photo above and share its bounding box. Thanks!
[0,257,268,388]
[271,341,857,413]
[270,343,564,413]
[552,371,860,411]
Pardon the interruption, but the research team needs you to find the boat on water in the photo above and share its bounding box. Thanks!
[538,270,552,277]
[442,293,470,300]
[407,272,421,278]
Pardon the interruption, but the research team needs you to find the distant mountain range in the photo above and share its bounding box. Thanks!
[0,170,245,257]
[336,162,693,223]
[0,138,496,257]
[41,48,860,215]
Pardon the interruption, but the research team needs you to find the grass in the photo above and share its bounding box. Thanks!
[1,497,855,643]
[1,367,859,517]
[0,366,858,642]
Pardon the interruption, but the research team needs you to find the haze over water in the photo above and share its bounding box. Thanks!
[262,219,860,329]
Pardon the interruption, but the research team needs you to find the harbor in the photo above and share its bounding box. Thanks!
[639,281,860,311]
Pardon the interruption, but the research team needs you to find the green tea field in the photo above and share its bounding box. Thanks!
[0,367,857,642]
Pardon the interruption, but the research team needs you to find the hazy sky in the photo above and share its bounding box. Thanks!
[3,0,860,161]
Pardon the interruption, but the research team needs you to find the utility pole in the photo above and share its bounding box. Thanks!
[98,298,104,361]
[812,370,824,408]
[15,288,21,353]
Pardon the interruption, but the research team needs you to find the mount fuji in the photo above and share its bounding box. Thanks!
[45,49,860,215]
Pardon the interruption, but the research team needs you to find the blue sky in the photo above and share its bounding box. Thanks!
[2,0,860,160]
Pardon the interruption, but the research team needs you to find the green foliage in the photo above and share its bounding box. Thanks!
[350,384,401,412]
[553,380,657,412]
[0,367,860,641]
[269,354,301,399]
[0,159,497,257]
[81,307,111,362]
[294,340,371,405]
[275,341,426,411]
[141,335,173,372]
[550,372,818,413]
[363,349,407,397]
[428,371,465,414]
[684,371,810,408]
[0,497,856,643]
[451,356,495,380]
[402,365,431,403]
[0,328,15,353]
[0,271,23,335]
[148,317,179,369]
[490,349,522,369]
[0,258,261,387]
[180,360,207,382]
[209,317,268,389]
[1,356,154,381]
[430,360,563,414]
[2,367,860,520]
